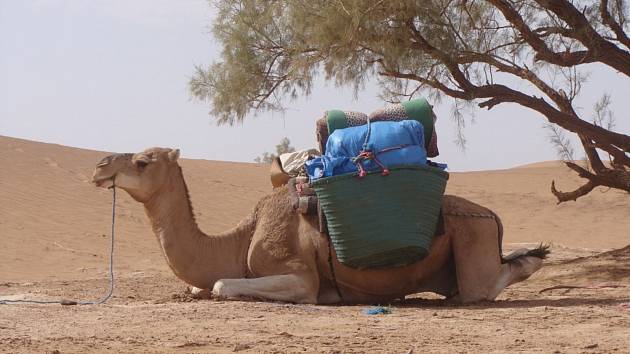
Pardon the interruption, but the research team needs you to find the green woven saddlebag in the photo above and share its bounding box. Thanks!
[311,165,448,269]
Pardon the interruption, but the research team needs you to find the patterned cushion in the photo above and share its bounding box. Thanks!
[315,98,439,157]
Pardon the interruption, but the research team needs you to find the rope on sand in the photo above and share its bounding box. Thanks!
[0,187,117,306]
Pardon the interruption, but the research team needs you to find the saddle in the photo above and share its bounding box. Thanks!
[270,98,447,269]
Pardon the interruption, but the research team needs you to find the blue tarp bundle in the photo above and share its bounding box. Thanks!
[306,120,427,180]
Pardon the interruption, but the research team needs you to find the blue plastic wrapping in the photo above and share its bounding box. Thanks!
[306,120,428,180]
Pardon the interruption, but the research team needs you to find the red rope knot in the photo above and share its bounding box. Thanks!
[353,150,390,178]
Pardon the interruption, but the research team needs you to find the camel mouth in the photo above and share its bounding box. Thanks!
[92,176,115,189]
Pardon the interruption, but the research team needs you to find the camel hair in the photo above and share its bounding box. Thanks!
[91,147,548,304]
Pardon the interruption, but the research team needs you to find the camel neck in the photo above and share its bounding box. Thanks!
[143,165,252,289]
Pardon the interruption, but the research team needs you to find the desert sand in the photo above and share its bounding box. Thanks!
[1,135,629,353]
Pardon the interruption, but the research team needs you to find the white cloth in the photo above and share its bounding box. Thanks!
[279,148,320,176]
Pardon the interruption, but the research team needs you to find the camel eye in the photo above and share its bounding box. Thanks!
[135,159,149,169]
[96,156,111,167]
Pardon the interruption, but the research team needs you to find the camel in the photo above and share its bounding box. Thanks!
[91,147,548,304]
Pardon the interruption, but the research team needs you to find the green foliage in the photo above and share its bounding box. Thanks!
[254,137,295,164]
[190,0,483,124]
[190,1,627,131]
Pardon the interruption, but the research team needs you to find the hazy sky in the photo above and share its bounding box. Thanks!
[2,0,628,171]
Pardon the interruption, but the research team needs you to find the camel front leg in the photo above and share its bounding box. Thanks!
[212,274,319,304]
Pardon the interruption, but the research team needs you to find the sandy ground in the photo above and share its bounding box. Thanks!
[1,135,629,353]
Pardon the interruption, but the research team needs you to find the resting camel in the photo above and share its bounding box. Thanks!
[91,147,548,304]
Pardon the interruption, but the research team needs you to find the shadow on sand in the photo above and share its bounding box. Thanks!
[396,296,628,310]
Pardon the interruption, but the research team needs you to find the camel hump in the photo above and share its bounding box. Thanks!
[442,194,505,257]
[442,195,496,217]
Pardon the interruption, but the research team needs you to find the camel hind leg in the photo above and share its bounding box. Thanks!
[449,210,548,302]
[487,246,549,300]
[449,214,503,303]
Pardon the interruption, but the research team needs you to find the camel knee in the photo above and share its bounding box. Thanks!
[212,280,234,299]
[508,256,543,284]
[488,255,544,300]
[287,277,319,304]
[212,279,251,300]
[188,286,213,299]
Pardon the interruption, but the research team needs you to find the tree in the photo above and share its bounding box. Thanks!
[190,0,630,203]
[254,137,295,164]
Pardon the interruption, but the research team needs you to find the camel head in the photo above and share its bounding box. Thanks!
[91,147,180,202]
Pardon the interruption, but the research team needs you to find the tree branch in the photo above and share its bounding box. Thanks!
[459,51,573,111]
[377,67,469,99]
[600,0,630,49]
[486,0,591,66]
[533,50,599,66]
[579,135,607,173]
[379,53,630,154]
[552,160,630,203]
[488,0,630,76]
[534,0,630,76]
[406,18,476,93]
[533,25,579,39]
[551,179,597,203]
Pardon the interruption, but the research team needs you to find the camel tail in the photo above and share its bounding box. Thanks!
[488,210,550,263]
[502,244,551,263]
[445,206,550,263]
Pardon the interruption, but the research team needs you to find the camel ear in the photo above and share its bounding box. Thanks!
[168,148,180,162]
